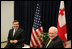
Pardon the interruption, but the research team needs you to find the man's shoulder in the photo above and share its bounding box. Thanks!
[56,36,63,42]
[18,28,24,31]
[9,29,13,31]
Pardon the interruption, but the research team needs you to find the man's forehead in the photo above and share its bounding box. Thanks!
[49,29,55,33]
[49,28,55,31]
[49,31,54,33]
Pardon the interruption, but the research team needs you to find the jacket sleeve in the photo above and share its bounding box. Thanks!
[17,30,25,44]
[8,29,12,43]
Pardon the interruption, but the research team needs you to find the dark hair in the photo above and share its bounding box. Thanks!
[13,20,19,24]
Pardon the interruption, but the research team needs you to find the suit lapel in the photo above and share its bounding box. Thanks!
[45,38,50,48]
[13,28,20,38]
[11,29,14,38]
[47,36,58,48]
[47,40,54,48]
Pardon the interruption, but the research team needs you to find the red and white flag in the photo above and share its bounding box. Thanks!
[57,1,67,42]
[30,3,43,48]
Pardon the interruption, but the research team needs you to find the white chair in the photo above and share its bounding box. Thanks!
[22,44,30,48]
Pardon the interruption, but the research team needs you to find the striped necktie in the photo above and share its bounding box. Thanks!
[46,40,52,48]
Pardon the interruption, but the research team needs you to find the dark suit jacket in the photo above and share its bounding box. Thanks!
[43,36,63,48]
[7,28,25,47]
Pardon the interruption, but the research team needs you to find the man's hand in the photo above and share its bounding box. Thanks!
[13,40,18,44]
[10,40,14,43]
[10,40,18,44]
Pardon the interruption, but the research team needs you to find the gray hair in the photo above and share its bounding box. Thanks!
[49,26,58,35]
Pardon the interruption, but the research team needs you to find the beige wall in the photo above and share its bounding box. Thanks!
[1,1,14,42]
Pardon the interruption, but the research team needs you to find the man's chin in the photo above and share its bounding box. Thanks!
[50,38,54,40]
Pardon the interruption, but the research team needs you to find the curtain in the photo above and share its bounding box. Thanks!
[14,1,71,45]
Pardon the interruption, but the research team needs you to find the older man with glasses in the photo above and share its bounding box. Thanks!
[43,26,63,48]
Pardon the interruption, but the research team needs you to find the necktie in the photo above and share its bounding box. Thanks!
[46,40,52,48]
[13,29,16,36]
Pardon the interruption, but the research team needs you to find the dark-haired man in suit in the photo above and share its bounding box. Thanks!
[5,20,25,48]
